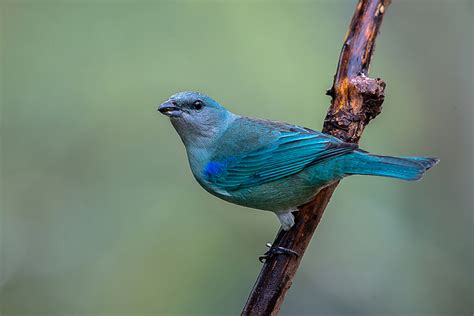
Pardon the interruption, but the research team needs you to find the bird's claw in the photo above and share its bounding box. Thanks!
[259,243,300,263]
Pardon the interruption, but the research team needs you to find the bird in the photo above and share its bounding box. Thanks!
[158,91,438,231]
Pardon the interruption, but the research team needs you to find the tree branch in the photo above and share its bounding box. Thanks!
[241,1,391,315]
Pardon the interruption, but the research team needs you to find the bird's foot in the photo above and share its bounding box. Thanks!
[259,243,300,263]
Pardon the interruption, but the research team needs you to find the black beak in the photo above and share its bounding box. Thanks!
[158,100,182,117]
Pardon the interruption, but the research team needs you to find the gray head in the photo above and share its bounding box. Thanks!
[158,91,235,146]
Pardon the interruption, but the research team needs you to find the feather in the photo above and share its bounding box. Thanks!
[204,123,357,190]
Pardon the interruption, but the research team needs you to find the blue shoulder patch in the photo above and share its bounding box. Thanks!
[203,161,227,181]
[203,157,237,182]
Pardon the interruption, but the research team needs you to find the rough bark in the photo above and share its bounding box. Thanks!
[242,1,391,315]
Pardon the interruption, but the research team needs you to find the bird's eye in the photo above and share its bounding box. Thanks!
[193,100,204,110]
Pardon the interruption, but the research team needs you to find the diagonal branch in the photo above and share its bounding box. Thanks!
[241,1,391,315]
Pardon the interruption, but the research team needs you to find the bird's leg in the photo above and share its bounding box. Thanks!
[258,209,300,263]
[259,243,299,263]
[276,209,297,231]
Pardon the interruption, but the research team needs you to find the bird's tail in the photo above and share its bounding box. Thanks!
[343,151,439,181]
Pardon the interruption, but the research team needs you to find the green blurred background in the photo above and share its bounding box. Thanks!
[1,1,472,315]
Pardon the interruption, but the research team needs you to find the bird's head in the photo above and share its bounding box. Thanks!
[158,91,235,145]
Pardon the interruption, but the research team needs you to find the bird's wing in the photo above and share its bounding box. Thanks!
[204,119,357,191]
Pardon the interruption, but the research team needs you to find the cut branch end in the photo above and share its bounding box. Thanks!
[242,1,391,315]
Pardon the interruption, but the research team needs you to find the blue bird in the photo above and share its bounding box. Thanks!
[158,91,438,230]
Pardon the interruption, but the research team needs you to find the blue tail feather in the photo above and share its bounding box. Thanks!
[344,152,439,181]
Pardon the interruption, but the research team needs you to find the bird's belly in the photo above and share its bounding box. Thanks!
[210,171,338,211]
[225,184,318,211]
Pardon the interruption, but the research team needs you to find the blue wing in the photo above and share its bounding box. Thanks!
[204,127,357,191]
